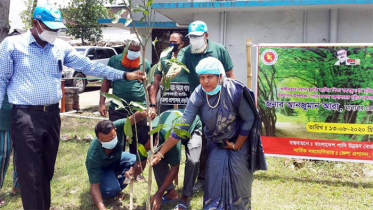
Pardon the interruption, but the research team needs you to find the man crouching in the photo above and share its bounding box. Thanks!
[85,111,148,210]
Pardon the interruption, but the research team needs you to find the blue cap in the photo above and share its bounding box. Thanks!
[187,20,208,37]
[33,5,66,30]
[196,57,225,76]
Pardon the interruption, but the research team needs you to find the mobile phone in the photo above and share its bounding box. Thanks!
[58,60,63,71]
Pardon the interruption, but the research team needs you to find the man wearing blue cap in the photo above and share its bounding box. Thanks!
[0,4,144,210]
[179,20,235,92]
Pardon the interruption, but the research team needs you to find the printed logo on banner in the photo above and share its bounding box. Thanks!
[261,49,278,65]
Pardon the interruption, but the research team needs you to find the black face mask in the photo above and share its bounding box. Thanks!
[169,43,180,52]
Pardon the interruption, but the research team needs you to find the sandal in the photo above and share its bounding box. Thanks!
[7,188,20,197]
[161,195,179,204]
[173,200,190,210]
[0,197,6,207]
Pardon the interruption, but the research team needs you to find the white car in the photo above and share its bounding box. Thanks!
[62,46,117,92]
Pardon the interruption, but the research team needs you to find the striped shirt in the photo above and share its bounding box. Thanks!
[0,32,124,107]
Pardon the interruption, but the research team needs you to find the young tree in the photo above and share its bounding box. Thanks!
[104,1,189,209]
[0,0,11,42]
[62,0,110,45]
[20,0,38,30]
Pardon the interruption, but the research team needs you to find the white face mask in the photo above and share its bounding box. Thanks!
[127,50,141,60]
[101,135,118,149]
[36,20,58,45]
[189,36,207,54]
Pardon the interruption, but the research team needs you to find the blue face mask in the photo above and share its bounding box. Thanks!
[101,136,118,149]
[202,84,221,96]
[127,50,140,60]
[169,43,180,52]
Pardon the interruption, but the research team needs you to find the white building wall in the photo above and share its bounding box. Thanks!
[338,9,373,43]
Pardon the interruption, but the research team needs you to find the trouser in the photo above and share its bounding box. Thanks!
[0,131,19,189]
[99,152,136,198]
[153,159,175,192]
[109,108,149,154]
[182,130,202,197]
[11,107,60,210]
[198,125,208,180]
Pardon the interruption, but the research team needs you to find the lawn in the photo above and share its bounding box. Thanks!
[1,116,373,210]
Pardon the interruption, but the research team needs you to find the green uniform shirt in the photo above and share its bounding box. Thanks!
[108,54,151,109]
[152,109,202,166]
[85,119,126,184]
[177,40,234,92]
[156,51,189,83]
[0,94,12,131]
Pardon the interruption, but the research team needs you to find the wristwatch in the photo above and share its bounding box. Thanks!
[149,103,157,108]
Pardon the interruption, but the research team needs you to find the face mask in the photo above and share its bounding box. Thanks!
[36,20,58,45]
[101,136,118,149]
[189,36,207,54]
[202,75,222,96]
[169,43,180,52]
[202,84,221,96]
[127,50,141,60]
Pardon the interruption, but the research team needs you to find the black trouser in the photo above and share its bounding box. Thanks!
[10,106,60,210]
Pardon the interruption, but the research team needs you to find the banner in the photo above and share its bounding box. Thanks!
[160,82,190,105]
[257,44,373,162]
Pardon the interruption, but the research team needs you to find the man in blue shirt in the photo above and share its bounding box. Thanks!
[0,4,144,210]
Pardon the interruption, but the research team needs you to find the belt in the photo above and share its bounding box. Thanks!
[13,104,59,112]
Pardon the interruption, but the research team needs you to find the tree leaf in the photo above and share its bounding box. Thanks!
[160,46,173,59]
[146,62,158,88]
[163,77,171,93]
[173,128,191,139]
[121,40,132,60]
[152,37,158,48]
[139,17,145,25]
[171,115,182,124]
[131,107,143,112]
[124,117,133,144]
[174,123,189,127]
[129,101,146,110]
[112,8,126,24]
[164,59,190,73]
[124,18,132,27]
[164,129,172,140]
[146,0,154,8]
[148,125,165,135]
[133,5,149,15]
[138,143,148,158]
[100,92,126,109]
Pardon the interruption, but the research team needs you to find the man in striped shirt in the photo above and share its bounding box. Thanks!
[0,4,144,210]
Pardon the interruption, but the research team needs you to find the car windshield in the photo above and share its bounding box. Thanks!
[75,48,86,56]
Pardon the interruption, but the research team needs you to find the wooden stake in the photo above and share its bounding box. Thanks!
[246,38,252,89]
[61,80,65,113]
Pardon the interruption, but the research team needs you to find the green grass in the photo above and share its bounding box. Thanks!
[1,117,373,209]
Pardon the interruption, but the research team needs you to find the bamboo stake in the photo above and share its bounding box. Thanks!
[246,38,252,89]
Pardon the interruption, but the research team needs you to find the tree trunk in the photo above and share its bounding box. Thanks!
[0,0,11,42]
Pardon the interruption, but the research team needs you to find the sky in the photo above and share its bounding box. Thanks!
[9,0,70,31]
[9,0,128,42]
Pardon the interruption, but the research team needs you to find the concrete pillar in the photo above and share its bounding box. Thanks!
[329,9,339,43]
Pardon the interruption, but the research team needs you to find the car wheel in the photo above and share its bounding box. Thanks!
[72,73,87,93]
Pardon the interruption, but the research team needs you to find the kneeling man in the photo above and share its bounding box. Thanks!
[86,111,147,209]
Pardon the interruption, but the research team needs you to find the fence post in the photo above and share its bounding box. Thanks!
[246,38,252,89]
[61,80,65,113]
